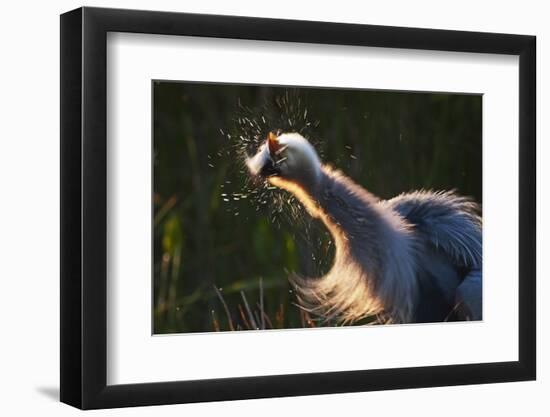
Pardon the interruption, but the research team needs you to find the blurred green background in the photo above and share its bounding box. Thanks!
[153,82,482,334]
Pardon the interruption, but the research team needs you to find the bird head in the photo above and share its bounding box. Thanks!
[246,132,322,190]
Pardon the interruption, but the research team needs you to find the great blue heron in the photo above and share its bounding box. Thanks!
[246,132,482,324]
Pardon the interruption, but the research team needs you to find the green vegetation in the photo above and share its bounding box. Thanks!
[153,82,482,333]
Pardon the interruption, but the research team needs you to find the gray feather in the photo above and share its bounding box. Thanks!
[384,190,482,270]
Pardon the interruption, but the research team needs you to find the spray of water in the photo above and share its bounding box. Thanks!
[213,89,334,277]
[220,90,316,224]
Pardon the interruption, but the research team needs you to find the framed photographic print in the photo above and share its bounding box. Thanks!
[60,6,536,409]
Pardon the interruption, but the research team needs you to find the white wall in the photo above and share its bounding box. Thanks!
[0,1,546,415]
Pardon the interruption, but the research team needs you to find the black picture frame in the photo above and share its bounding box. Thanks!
[60,6,536,410]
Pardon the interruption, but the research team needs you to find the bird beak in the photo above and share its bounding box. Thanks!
[257,132,281,177]
[267,131,282,156]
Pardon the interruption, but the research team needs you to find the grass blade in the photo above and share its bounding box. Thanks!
[213,284,235,331]
[240,290,257,329]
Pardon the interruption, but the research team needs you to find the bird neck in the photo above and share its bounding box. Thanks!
[272,165,418,323]
[271,165,391,259]
[316,167,389,260]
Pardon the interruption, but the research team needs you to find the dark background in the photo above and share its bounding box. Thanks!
[153,82,482,334]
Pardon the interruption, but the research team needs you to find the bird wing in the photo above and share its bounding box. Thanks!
[384,190,482,270]
[384,190,483,321]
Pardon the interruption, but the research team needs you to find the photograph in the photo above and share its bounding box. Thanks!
[153,82,483,334]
